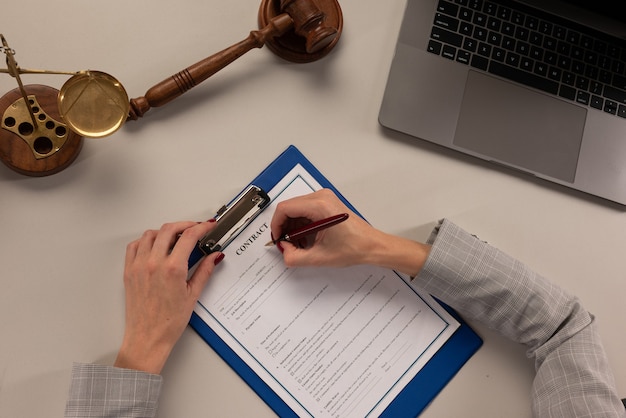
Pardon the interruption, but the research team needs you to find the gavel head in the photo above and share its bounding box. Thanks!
[259,0,343,63]
[280,0,338,54]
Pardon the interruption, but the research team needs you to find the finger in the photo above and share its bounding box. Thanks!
[270,207,291,239]
[187,251,223,300]
[271,196,322,240]
[169,221,217,260]
[152,221,200,256]
[271,189,347,229]
[135,229,158,261]
[278,241,305,267]
[124,238,140,273]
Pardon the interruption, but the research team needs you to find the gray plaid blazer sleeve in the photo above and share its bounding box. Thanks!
[416,219,625,418]
[65,363,162,418]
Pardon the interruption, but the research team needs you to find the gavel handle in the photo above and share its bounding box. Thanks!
[128,13,294,120]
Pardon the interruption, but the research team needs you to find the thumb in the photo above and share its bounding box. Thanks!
[281,243,318,268]
[188,252,224,299]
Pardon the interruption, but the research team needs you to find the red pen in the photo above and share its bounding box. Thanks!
[265,213,349,246]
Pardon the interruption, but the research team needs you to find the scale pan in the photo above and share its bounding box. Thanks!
[58,70,129,138]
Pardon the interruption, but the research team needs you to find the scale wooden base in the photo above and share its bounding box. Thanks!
[0,85,83,176]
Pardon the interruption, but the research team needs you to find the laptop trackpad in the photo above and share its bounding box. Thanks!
[453,71,586,182]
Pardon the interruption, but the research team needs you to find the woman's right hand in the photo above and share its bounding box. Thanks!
[270,189,431,277]
[269,189,383,268]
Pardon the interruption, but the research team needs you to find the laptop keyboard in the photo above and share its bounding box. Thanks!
[427,0,626,118]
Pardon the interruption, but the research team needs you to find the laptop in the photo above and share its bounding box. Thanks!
[379,0,626,205]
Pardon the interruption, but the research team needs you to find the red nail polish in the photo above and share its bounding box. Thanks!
[276,241,284,254]
[214,253,225,265]
[208,218,217,223]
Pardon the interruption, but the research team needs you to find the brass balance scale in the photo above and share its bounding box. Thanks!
[0,0,342,176]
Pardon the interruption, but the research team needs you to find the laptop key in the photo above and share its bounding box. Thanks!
[543,37,557,51]
[468,0,483,11]
[539,21,553,35]
[463,37,477,52]
[534,62,548,77]
[477,42,492,57]
[599,70,612,84]
[497,5,511,20]
[511,11,524,25]
[474,27,488,41]
[594,39,607,55]
[608,44,621,59]
[502,22,515,36]
[431,27,463,47]
[471,54,489,70]
[460,7,473,22]
[442,45,457,60]
[576,76,590,91]
[559,85,576,100]
[572,60,585,75]
[460,21,474,36]
[525,16,539,31]
[562,71,575,86]
[437,0,459,16]
[492,47,506,62]
[529,31,543,46]
[603,85,626,105]
[566,30,580,45]
[548,67,561,81]
[544,51,557,66]
[590,81,603,95]
[604,100,617,115]
[506,52,521,67]
[515,26,530,42]
[489,61,559,94]
[488,31,502,46]
[487,17,501,31]
[530,46,543,60]
[520,57,534,71]
[473,12,487,27]
[590,95,604,110]
[558,56,571,71]
[516,41,530,56]
[427,40,443,55]
[580,35,593,49]
[612,74,626,91]
[435,13,460,32]
[553,25,567,40]
[502,36,516,51]
[457,50,471,64]
[483,1,497,16]
[577,91,590,105]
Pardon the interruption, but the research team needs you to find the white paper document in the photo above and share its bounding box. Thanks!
[194,165,459,417]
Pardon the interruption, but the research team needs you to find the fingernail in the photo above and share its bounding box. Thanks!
[276,241,284,254]
[214,252,225,265]
[208,218,217,223]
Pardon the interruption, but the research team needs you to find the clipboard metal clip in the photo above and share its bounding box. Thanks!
[198,185,270,255]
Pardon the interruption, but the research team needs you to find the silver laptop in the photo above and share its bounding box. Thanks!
[379,0,626,205]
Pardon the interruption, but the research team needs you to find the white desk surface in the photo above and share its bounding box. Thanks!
[1,1,624,417]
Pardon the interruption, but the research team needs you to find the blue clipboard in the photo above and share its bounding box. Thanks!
[189,145,482,417]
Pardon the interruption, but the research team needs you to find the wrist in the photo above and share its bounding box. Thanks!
[114,336,173,375]
[365,231,431,277]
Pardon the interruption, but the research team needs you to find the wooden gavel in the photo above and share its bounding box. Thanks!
[128,0,343,120]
